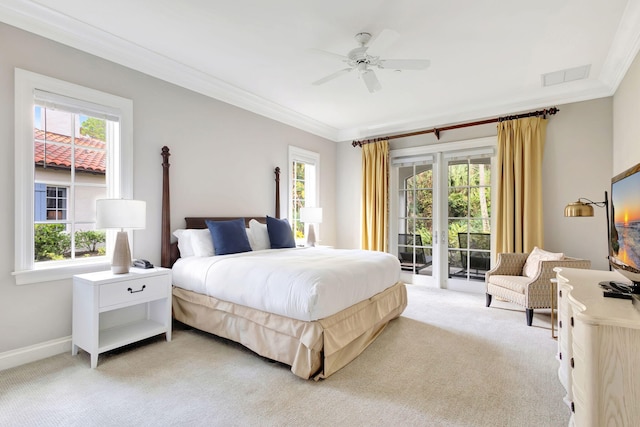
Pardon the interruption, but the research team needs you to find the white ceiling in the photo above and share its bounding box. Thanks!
[2,0,640,142]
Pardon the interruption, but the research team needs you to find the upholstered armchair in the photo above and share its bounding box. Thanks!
[485,252,591,326]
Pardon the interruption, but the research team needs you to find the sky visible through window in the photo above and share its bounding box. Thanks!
[34,106,89,131]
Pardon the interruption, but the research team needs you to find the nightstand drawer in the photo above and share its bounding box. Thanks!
[99,275,168,308]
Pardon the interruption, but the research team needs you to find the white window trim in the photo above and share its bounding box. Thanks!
[389,136,497,288]
[13,68,133,285]
[390,136,496,160]
[288,146,320,215]
[288,146,320,246]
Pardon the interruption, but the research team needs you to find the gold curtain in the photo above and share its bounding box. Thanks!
[361,140,389,251]
[495,117,547,254]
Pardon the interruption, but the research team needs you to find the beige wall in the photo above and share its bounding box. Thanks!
[613,48,640,174]
[543,98,612,269]
[0,23,336,357]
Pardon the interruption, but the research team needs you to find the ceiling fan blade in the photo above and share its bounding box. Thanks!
[361,69,382,93]
[306,48,348,62]
[312,68,352,85]
[366,29,400,54]
[378,59,431,70]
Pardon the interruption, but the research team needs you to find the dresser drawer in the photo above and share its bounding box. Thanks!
[572,316,590,345]
[99,275,168,308]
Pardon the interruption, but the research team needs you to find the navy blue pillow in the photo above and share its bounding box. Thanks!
[205,218,252,255]
[266,216,296,249]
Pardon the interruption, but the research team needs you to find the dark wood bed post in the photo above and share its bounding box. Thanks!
[160,150,281,267]
[275,166,280,219]
[161,146,171,268]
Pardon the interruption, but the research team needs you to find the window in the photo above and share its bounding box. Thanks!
[14,69,133,285]
[45,186,68,220]
[35,184,68,221]
[33,106,110,263]
[288,146,319,242]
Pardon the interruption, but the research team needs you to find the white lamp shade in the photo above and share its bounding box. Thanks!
[300,207,323,224]
[96,199,146,229]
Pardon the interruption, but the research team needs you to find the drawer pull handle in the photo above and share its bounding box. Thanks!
[127,285,146,294]
[559,320,562,329]
[559,290,562,298]
[570,317,574,327]
[570,357,574,369]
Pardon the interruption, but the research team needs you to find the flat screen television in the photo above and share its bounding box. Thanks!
[607,161,640,294]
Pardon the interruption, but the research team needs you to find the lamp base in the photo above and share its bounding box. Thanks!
[111,231,132,274]
[306,224,317,247]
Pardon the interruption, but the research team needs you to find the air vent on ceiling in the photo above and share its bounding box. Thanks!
[541,65,591,87]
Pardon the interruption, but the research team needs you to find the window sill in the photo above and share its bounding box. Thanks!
[13,259,111,285]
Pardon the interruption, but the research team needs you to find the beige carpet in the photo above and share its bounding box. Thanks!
[0,285,569,426]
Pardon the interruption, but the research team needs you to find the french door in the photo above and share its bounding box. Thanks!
[391,138,494,290]
[395,158,436,282]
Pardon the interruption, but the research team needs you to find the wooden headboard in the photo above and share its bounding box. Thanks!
[183,217,266,229]
[160,146,280,268]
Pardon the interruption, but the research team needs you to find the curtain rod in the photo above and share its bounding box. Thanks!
[351,107,559,147]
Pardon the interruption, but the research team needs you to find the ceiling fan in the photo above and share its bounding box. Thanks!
[309,30,430,93]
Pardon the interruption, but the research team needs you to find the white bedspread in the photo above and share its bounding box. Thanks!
[171,247,401,321]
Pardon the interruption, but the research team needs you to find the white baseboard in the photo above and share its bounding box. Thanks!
[0,336,71,371]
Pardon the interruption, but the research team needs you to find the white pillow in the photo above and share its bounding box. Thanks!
[245,228,254,249]
[172,228,215,257]
[523,246,564,278]
[172,229,195,258]
[249,219,270,250]
[190,228,215,257]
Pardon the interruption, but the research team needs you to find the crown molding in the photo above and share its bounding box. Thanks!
[599,0,640,93]
[337,83,614,142]
[0,0,340,141]
[2,0,638,143]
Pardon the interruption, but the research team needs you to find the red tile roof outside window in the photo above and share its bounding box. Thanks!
[34,129,106,174]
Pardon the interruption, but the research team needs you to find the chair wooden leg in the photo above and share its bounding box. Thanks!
[485,293,492,307]
[526,308,533,326]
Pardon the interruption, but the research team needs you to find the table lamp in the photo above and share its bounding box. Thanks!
[96,199,146,274]
[300,207,322,247]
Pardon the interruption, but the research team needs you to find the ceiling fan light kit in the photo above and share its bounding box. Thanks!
[310,30,430,93]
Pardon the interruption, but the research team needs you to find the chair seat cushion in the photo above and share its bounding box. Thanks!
[487,275,531,294]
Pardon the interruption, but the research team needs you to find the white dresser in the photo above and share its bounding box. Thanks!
[72,267,172,368]
[555,267,640,427]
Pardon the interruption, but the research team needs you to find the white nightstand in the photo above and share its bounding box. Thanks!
[72,267,172,368]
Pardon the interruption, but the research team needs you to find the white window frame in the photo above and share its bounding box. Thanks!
[390,136,496,289]
[13,69,133,285]
[288,146,320,242]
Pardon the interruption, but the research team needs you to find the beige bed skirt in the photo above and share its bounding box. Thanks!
[172,281,407,380]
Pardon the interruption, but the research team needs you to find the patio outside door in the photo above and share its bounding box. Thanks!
[392,140,494,290]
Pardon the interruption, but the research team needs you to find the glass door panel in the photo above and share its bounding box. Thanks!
[447,159,492,282]
[392,142,493,289]
[397,164,434,276]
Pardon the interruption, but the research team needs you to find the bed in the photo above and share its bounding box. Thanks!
[160,146,407,379]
